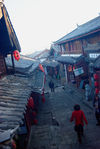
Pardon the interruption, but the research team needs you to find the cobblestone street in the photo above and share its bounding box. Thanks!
[27,78,100,149]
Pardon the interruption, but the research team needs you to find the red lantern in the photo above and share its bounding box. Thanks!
[28,97,35,109]
[94,74,98,80]
[41,92,45,103]
[94,81,99,87]
[33,119,38,125]
[42,96,45,103]
[32,111,37,117]
[68,65,72,72]
[73,66,75,70]
[13,50,20,61]
[95,88,99,94]
[11,139,16,149]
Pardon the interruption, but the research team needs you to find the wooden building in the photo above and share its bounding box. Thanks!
[53,15,100,56]
[0,2,44,149]
[56,55,88,87]
[0,73,45,149]
[53,15,100,89]
[42,60,59,78]
[93,56,100,94]
[0,2,21,77]
[0,55,45,149]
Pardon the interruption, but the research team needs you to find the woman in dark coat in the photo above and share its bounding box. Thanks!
[49,80,54,92]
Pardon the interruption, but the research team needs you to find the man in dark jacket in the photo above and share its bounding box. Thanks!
[49,80,54,92]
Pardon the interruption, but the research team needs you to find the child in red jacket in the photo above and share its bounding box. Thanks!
[70,104,88,143]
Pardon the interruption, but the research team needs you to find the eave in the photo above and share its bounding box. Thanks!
[56,28,100,45]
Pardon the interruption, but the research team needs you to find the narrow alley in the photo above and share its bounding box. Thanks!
[27,79,100,149]
[0,1,100,149]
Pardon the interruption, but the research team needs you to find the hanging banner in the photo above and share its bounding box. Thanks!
[73,67,84,76]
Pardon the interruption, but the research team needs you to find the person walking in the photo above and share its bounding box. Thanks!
[70,104,88,143]
[49,80,54,92]
[93,94,100,125]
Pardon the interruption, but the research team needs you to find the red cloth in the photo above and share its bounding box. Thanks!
[32,111,37,117]
[33,119,38,125]
[42,96,45,103]
[28,97,35,109]
[11,140,16,149]
[42,92,45,103]
[70,110,88,126]
[39,64,45,72]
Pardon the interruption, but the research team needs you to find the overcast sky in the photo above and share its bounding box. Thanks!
[4,0,100,55]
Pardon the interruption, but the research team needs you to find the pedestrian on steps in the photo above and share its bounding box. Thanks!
[70,104,88,143]
[49,80,54,92]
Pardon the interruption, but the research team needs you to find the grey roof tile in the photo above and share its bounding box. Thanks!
[54,16,100,44]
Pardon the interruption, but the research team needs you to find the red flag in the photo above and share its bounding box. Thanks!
[39,64,46,91]
[39,64,44,72]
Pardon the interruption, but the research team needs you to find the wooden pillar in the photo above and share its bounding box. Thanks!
[11,53,15,73]
[81,40,85,55]
[64,64,68,83]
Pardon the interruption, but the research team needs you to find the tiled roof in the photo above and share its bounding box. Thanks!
[42,60,59,67]
[56,55,86,64]
[27,49,50,60]
[5,55,39,75]
[0,75,32,143]
[0,70,44,144]
[56,55,76,64]
[54,16,100,44]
